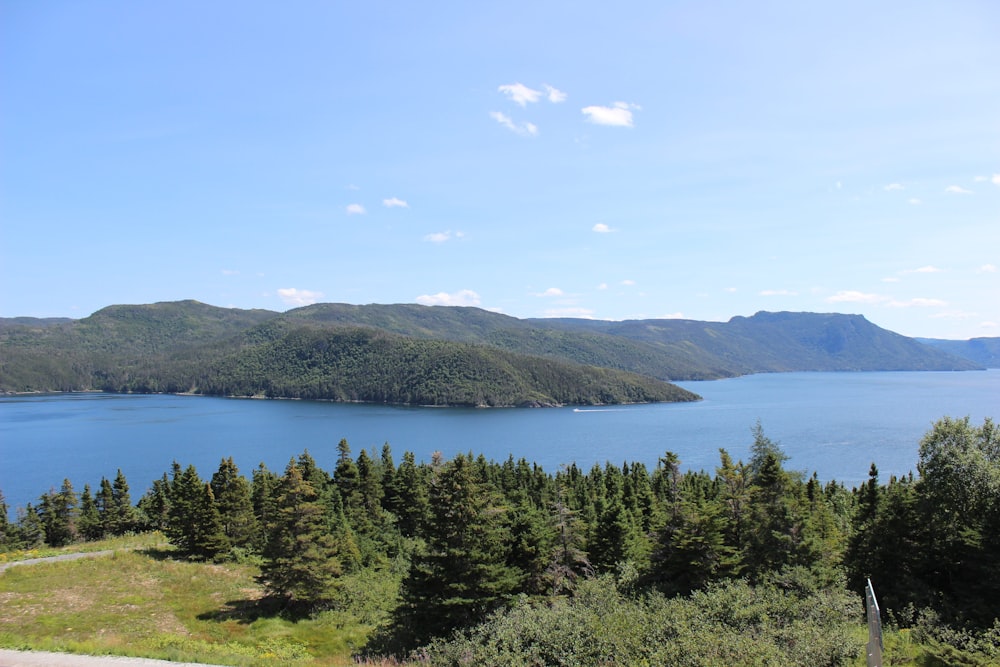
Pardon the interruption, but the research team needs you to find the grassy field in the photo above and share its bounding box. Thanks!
[0,535,986,666]
[0,537,400,666]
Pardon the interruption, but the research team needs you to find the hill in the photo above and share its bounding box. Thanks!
[917,337,1000,368]
[0,301,981,402]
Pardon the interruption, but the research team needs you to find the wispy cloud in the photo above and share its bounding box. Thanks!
[423,230,464,243]
[277,288,324,307]
[597,283,608,290]
[908,198,922,205]
[490,111,538,136]
[544,84,567,103]
[945,185,973,194]
[888,297,948,308]
[978,264,997,273]
[760,289,798,296]
[346,203,366,215]
[383,197,408,208]
[827,290,885,304]
[534,287,564,297]
[993,174,1000,186]
[498,83,541,106]
[415,289,481,307]
[884,183,905,191]
[621,279,636,286]
[221,269,239,276]
[581,101,639,127]
[592,223,616,233]
[908,265,944,274]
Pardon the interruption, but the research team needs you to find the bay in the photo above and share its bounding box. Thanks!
[1,369,997,514]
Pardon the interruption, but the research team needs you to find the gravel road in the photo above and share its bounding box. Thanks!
[0,551,116,574]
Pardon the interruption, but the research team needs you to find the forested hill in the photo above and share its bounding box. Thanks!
[0,300,980,400]
[917,336,1000,368]
[530,311,982,374]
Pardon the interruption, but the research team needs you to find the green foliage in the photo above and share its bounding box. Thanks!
[419,575,862,666]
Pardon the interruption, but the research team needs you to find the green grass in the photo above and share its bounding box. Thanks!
[0,543,401,666]
[0,531,166,564]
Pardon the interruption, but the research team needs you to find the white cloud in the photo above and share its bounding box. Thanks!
[490,111,538,136]
[221,269,239,276]
[383,197,409,208]
[277,288,324,307]
[884,183,905,191]
[498,83,541,106]
[592,223,615,233]
[888,297,948,308]
[908,198,922,205]
[760,289,798,296]
[945,185,973,194]
[582,101,638,127]
[659,312,685,319]
[978,264,997,273]
[423,230,464,243]
[415,289,481,307]
[597,283,608,290]
[827,290,885,304]
[535,287,564,297]
[621,279,636,286]
[911,265,944,274]
[991,174,1000,186]
[724,287,737,293]
[881,277,900,283]
[544,84,567,103]
[346,203,366,215]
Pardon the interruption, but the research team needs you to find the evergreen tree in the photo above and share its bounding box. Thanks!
[210,457,259,550]
[397,454,520,645]
[137,473,171,532]
[260,458,344,608]
[653,496,738,595]
[0,489,8,549]
[191,482,230,560]
[96,476,115,538]
[251,462,279,548]
[166,463,206,556]
[40,479,77,547]
[544,480,593,595]
[109,469,136,535]
[389,451,429,538]
[77,483,103,541]
[15,503,45,549]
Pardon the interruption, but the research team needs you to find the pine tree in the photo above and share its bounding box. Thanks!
[191,482,230,560]
[0,489,8,549]
[40,479,77,547]
[166,463,206,556]
[211,457,259,549]
[398,454,520,645]
[109,469,136,535]
[96,476,114,538]
[260,459,343,608]
[77,483,103,541]
[137,473,171,532]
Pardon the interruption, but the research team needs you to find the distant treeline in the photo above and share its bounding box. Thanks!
[1,417,997,664]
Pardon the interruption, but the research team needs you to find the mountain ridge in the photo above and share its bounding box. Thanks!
[0,301,984,404]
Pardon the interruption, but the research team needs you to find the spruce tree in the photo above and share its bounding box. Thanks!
[211,457,259,549]
[77,484,103,541]
[260,458,343,608]
[398,454,520,644]
[110,469,136,536]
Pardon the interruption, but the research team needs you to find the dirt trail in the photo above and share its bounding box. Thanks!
[0,551,116,574]
[0,649,224,666]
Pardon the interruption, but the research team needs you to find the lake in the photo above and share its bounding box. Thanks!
[1,370,998,514]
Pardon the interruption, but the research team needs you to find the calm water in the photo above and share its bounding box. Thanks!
[1,370,997,514]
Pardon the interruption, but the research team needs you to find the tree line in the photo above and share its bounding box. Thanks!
[1,416,997,662]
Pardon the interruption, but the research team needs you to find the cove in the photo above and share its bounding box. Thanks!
[1,370,997,514]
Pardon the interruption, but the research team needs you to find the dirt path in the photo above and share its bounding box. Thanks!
[0,551,116,574]
[0,649,224,666]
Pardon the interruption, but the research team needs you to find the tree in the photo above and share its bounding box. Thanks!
[211,457,259,550]
[77,483,103,541]
[40,479,77,547]
[397,454,520,645]
[260,458,343,609]
[109,469,136,535]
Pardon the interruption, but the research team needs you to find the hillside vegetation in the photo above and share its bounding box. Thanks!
[0,300,982,403]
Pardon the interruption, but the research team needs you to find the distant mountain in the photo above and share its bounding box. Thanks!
[0,301,697,406]
[529,311,981,374]
[917,337,1000,368]
[0,301,981,403]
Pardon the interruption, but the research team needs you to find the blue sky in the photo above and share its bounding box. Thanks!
[2,1,998,339]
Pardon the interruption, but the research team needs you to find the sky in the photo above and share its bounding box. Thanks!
[2,1,998,340]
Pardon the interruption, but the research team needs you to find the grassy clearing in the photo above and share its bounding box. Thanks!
[0,531,166,565]
[0,544,399,666]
